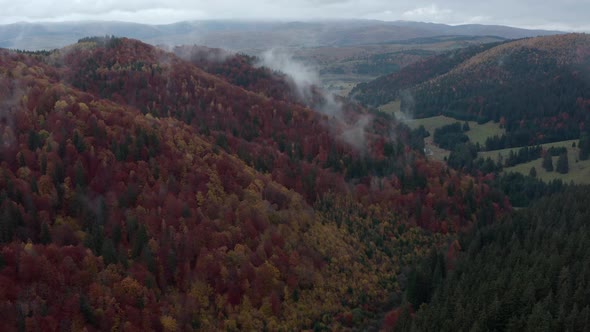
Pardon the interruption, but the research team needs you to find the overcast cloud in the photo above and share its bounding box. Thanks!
[0,0,588,31]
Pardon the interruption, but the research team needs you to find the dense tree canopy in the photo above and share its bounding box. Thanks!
[0,38,511,330]
[350,42,503,107]
[394,187,590,331]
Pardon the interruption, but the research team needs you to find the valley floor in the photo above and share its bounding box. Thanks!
[379,103,590,185]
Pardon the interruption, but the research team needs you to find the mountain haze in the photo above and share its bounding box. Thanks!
[0,20,562,51]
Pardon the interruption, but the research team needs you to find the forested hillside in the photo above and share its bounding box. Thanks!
[350,42,503,107]
[354,34,590,150]
[402,34,590,147]
[390,187,590,331]
[0,37,510,330]
[171,45,299,104]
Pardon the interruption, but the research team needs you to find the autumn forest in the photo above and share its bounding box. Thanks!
[1,31,589,331]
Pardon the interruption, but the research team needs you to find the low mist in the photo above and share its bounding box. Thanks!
[258,49,319,101]
[257,48,372,152]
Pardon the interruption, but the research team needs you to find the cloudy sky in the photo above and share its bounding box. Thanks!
[0,0,588,31]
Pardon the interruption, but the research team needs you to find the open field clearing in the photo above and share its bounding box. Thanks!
[479,139,579,160]
[378,104,505,146]
[505,154,590,184]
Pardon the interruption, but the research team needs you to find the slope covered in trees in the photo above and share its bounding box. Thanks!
[49,37,509,223]
[0,37,510,330]
[171,45,300,104]
[393,187,590,331]
[401,33,590,147]
[349,42,503,107]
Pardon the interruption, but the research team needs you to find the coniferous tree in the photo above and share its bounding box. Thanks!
[462,121,470,132]
[101,239,118,265]
[529,167,537,178]
[40,222,51,244]
[410,187,590,331]
[579,134,590,161]
[556,152,569,174]
[542,153,554,172]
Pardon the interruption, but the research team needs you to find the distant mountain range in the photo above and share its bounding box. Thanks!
[0,20,562,51]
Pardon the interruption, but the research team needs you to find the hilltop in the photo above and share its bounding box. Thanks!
[349,41,506,107]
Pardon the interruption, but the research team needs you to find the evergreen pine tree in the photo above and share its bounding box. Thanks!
[40,222,51,245]
[556,152,569,174]
[462,121,471,132]
[529,167,537,178]
[101,239,118,265]
[542,153,554,172]
[525,303,552,332]
[579,134,590,160]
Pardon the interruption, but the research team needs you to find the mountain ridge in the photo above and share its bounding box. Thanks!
[0,19,563,51]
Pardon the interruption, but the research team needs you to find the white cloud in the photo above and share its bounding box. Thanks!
[258,49,319,99]
[402,5,453,21]
[0,0,588,32]
[35,8,208,25]
[463,16,491,24]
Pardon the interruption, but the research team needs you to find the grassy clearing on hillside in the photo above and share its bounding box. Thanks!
[479,139,579,160]
[465,121,505,145]
[383,109,505,146]
[327,81,358,97]
[376,103,589,184]
[375,105,506,162]
[378,100,401,114]
[323,74,376,97]
[406,115,459,133]
[479,139,590,185]
[505,154,590,184]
